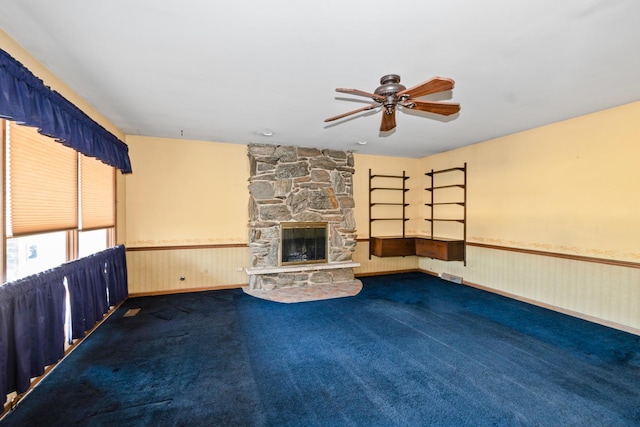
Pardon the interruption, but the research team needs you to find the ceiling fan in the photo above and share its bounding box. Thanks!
[324,74,460,132]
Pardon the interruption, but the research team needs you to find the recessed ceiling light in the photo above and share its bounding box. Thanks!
[260,130,274,137]
[356,140,368,145]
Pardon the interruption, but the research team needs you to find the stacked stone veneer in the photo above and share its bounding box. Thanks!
[247,144,357,290]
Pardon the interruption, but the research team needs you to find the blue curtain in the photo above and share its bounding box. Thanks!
[0,48,132,174]
[28,270,67,376]
[65,245,128,340]
[64,258,105,340]
[0,245,128,398]
[105,245,129,306]
[0,269,66,396]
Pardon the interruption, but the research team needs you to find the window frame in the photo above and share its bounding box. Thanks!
[1,118,116,283]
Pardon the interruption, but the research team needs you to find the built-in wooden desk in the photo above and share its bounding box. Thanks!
[369,236,465,261]
[370,236,416,257]
[415,237,465,261]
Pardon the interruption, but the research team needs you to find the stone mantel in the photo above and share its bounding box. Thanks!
[246,261,360,276]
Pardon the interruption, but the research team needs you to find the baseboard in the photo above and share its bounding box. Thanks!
[355,269,422,278]
[128,284,244,298]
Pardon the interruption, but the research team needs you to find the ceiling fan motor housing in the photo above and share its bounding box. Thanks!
[374,74,406,96]
[374,74,406,114]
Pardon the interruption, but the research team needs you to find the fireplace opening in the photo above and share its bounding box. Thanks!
[280,222,328,266]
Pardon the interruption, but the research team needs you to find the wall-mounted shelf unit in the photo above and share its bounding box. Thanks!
[368,169,410,259]
[367,165,467,263]
[424,163,467,264]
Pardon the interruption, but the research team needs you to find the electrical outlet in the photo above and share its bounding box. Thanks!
[236,267,244,272]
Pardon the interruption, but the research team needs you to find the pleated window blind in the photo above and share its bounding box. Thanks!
[7,122,78,236]
[80,155,115,230]
[6,121,115,237]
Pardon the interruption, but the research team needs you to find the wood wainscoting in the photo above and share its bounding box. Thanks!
[419,243,640,334]
[125,244,250,295]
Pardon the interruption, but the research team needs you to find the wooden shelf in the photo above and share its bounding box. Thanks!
[425,184,465,191]
[371,174,410,180]
[369,169,410,259]
[425,202,465,207]
[425,163,467,265]
[425,167,465,176]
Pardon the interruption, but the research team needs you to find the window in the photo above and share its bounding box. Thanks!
[3,119,116,282]
[78,229,109,258]
[5,231,67,282]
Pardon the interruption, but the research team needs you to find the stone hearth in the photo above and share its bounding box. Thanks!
[246,144,359,290]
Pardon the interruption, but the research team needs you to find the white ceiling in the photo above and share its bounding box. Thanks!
[2,0,640,158]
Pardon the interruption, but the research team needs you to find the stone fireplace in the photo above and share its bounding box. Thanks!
[245,144,359,290]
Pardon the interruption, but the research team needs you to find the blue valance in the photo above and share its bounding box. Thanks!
[0,48,132,173]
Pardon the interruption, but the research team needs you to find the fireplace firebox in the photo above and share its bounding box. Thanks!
[280,222,328,266]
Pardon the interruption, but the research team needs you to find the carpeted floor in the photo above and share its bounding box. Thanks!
[2,272,639,426]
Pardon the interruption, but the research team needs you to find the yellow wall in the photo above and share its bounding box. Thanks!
[419,101,640,331]
[124,136,248,246]
[125,135,249,294]
[422,101,640,261]
[471,103,639,260]
[123,136,252,293]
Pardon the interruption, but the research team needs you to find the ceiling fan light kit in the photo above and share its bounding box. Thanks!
[325,74,460,132]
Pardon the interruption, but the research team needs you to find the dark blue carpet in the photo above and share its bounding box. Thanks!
[2,272,639,426]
